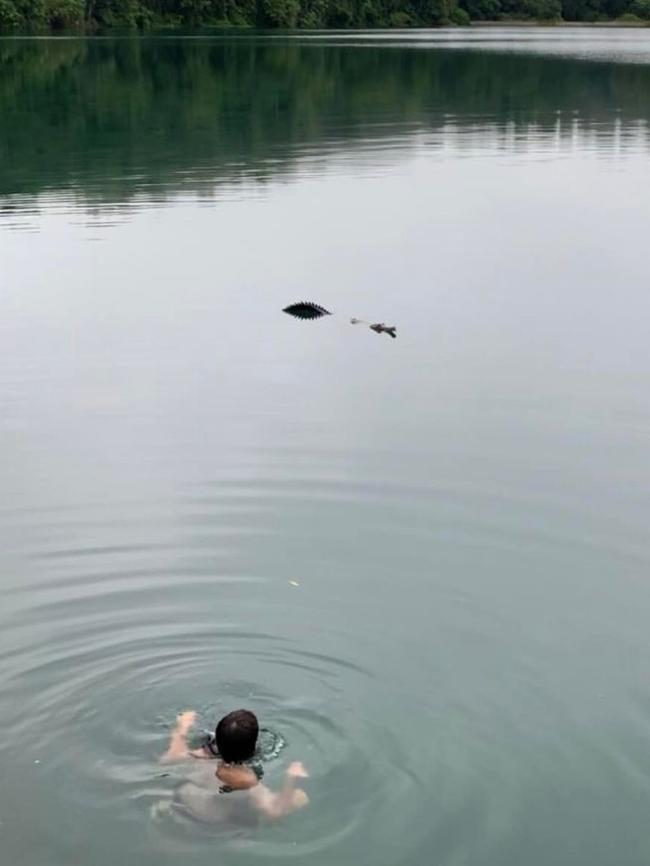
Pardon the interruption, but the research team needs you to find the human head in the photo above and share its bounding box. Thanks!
[215,709,259,763]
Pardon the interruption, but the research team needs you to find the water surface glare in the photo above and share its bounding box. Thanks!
[2,28,650,866]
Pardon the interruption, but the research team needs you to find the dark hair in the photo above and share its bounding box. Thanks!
[215,709,259,763]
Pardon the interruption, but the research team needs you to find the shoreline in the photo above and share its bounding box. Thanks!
[471,19,650,25]
[2,19,649,34]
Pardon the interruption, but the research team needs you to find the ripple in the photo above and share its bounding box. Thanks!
[0,609,425,860]
[2,446,650,865]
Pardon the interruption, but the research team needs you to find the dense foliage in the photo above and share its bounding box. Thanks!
[1,0,649,31]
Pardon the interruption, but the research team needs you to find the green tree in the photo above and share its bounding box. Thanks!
[630,0,650,15]
[259,0,300,24]
[45,0,84,25]
[450,4,470,19]
[0,0,20,27]
[459,0,500,17]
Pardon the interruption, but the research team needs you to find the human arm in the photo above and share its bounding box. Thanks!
[251,761,310,819]
[160,710,198,763]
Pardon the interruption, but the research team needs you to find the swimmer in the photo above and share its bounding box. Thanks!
[160,708,309,821]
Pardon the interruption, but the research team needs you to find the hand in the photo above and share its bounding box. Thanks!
[287,761,309,779]
[176,710,197,733]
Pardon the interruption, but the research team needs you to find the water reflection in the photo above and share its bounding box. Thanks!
[2,31,650,225]
[3,28,650,866]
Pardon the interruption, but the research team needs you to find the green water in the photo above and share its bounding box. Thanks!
[1,28,650,866]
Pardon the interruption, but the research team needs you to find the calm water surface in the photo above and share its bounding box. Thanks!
[1,28,650,866]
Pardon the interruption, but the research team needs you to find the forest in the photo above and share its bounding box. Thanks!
[1,0,650,33]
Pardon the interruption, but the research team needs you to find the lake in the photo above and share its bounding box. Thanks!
[1,26,650,866]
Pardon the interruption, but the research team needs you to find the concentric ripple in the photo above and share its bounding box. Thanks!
[3,29,650,865]
[2,450,650,866]
[0,479,433,863]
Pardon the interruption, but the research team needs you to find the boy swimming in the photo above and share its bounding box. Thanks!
[160,708,309,822]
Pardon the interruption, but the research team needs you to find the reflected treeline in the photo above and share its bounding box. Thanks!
[1,37,649,207]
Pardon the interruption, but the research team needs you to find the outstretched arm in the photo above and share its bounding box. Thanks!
[160,710,197,763]
[252,761,310,819]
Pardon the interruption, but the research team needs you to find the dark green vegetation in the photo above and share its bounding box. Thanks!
[2,36,650,206]
[1,0,650,35]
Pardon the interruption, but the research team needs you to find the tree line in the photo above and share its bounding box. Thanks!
[1,0,650,32]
